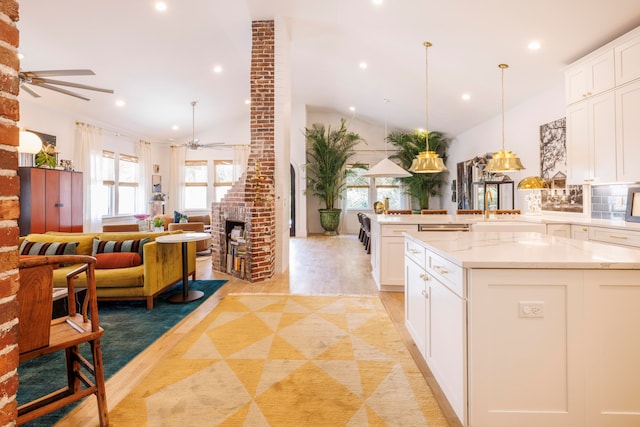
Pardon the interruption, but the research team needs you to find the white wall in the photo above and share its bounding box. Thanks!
[443,82,566,213]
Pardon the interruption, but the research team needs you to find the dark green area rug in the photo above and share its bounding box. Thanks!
[17,279,227,426]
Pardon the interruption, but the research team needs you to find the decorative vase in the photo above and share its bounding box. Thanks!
[318,209,341,236]
[153,226,164,232]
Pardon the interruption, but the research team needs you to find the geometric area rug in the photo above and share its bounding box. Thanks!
[108,294,450,426]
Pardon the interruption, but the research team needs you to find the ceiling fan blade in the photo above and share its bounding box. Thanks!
[200,143,226,147]
[20,84,41,98]
[37,83,91,101]
[32,77,114,94]
[22,69,95,77]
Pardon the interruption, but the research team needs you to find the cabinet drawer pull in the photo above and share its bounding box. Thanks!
[433,265,449,274]
[408,249,421,254]
[393,229,409,233]
[582,227,588,232]
[609,235,628,240]
[419,273,429,282]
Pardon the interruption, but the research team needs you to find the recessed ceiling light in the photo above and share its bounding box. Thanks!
[115,100,126,107]
[359,62,368,69]
[462,93,471,101]
[528,40,541,51]
[417,128,425,133]
[155,2,167,12]
[372,0,383,5]
[17,53,24,60]
[213,65,223,73]
[245,99,251,105]
[172,125,179,131]
[349,106,356,112]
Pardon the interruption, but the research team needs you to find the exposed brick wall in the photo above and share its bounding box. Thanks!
[211,20,276,282]
[0,1,21,425]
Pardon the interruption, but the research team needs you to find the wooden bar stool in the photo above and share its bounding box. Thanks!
[456,209,483,215]
[387,209,413,215]
[420,209,448,214]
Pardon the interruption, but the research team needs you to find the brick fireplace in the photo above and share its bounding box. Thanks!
[211,20,276,282]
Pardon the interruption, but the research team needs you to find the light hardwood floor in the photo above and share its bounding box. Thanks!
[58,234,462,427]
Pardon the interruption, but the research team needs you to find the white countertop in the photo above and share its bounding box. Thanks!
[404,230,640,269]
[370,212,640,231]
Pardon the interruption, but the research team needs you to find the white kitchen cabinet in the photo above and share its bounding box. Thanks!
[615,31,640,85]
[570,224,589,240]
[546,223,571,237]
[565,50,615,105]
[583,270,640,427]
[588,225,640,248]
[375,223,417,291]
[405,231,640,427]
[426,271,466,424]
[615,79,640,182]
[566,91,617,184]
[405,241,467,425]
[404,255,429,357]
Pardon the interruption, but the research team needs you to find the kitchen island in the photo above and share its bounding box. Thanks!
[404,230,640,427]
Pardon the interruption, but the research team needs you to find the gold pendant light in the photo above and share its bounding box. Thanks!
[517,176,549,190]
[408,41,446,174]
[485,64,525,172]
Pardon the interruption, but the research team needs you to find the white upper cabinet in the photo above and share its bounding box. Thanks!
[615,33,640,86]
[566,91,617,184]
[566,51,615,105]
[616,79,640,182]
[566,25,640,184]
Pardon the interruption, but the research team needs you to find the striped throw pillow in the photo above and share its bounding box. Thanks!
[92,238,150,260]
[19,240,78,256]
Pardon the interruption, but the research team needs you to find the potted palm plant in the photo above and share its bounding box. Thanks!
[388,130,451,210]
[305,118,364,235]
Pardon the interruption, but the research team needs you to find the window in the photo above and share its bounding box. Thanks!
[102,150,139,216]
[214,160,233,202]
[375,176,402,210]
[185,160,209,209]
[345,165,370,209]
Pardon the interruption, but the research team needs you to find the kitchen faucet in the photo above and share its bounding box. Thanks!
[485,189,493,219]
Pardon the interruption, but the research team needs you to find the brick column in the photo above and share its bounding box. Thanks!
[0,1,23,425]
[211,20,276,282]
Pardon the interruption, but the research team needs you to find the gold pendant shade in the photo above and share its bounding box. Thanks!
[485,64,525,173]
[517,176,549,190]
[409,150,447,173]
[408,41,446,174]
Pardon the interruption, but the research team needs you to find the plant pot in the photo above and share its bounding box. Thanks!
[153,226,164,232]
[319,209,341,236]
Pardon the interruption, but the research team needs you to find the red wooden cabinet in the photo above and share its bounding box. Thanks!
[18,167,83,236]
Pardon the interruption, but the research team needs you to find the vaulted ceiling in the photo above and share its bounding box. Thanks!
[17,0,640,145]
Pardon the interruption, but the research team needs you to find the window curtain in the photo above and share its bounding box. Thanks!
[73,123,103,232]
[169,145,186,213]
[232,144,249,182]
[137,140,152,215]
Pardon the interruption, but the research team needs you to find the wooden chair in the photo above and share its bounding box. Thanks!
[17,255,108,427]
[362,216,372,254]
[495,209,522,215]
[420,209,448,215]
[387,209,413,215]
[102,223,139,232]
[456,209,483,215]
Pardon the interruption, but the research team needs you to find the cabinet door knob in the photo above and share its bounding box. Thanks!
[421,289,429,299]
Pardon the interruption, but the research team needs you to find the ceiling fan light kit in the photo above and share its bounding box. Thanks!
[19,69,114,101]
[485,63,525,172]
[408,41,446,174]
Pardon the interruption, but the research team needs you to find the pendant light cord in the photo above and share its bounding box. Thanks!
[499,64,508,152]
[383,98,389,156]
[424,42,431,150]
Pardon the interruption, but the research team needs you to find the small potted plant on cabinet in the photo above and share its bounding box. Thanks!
[305,118,364,235]
[34,143,57,168]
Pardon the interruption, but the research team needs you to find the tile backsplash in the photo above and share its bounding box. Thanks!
[591,184,631,220]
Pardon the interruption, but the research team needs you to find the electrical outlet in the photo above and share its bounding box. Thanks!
[518,301,544,318]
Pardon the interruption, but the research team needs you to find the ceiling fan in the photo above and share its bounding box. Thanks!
[19,69,114,101]
[183,101,225,150]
